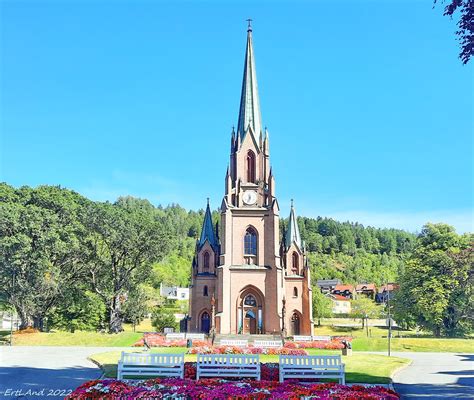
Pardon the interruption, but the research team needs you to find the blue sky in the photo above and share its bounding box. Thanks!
[1,0,472,233]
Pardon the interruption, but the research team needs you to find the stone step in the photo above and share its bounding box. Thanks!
[215,333,282,344]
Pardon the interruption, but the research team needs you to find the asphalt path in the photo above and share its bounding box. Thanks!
[0,346,131,400]
[391,352,474,399]
[0,347,473,399]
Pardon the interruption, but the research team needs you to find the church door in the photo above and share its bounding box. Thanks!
[201,312,210,334]
[291,313,300,336]
[244,310,257,334]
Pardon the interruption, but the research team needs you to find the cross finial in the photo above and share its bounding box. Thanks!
[207,197,210,206]
[246,18,252,31]
[291,199,294,208]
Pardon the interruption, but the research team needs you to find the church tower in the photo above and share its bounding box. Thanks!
[189,23,313,336]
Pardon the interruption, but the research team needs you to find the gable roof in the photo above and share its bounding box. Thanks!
[198,201,218,251]
[237,25,263,142]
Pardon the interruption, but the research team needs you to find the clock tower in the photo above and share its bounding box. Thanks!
[188,23,313,336]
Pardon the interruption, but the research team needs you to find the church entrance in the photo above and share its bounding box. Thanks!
[238,288,264,334]
[291,312,300,336]
[244,310,257,334]
[200,312,210,334]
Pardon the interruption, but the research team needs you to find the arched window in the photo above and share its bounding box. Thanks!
[291,252,299,275]
[244,228,257,256]
[203,285,208,296]
[293,287,298,297]
[244,294,257,306]
[246,150,256,183]
[203,252,210,273]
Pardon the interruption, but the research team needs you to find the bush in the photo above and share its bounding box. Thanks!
[48,291,106,332]
[151,307,178,332]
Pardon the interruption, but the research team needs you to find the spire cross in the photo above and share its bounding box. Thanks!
[207,197,210,206]
[291,199,294,208]
[246,18,252,31]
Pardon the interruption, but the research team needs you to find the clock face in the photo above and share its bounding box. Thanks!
[243,190,257,205]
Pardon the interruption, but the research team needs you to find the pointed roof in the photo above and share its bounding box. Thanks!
[285,200,302,248]
[237,22,262,141]
[199,200,218,250]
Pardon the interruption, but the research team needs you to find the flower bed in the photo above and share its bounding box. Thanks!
[67,378,400,399]
[133,333,353,351]
[184,362,279,380]
[133,333,208,348]
[188,345,308,356]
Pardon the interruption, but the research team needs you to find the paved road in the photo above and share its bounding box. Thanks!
[0,346,131,400]
[391,352,474,399]
[1,347,473,399]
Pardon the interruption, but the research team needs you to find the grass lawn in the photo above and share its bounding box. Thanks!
[9,320,151,347]
[8,318,474,353]
[314,323,474,353]
[10,330,143,347]
[89,347,410,384]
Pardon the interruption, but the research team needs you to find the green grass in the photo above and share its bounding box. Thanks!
[89,347,410,384]
[11,330,142,347]
[9,318,474,353]
[314,323,474,353]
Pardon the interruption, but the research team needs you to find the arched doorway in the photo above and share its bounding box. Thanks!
[291,312,300,336]
[200,311,210,334]
[237,287,264,334]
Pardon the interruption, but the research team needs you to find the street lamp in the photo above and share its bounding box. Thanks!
[386,284,392,357]
[9,269,16,346]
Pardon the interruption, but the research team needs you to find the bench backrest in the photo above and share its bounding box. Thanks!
[186,333,205,340]
[293,335,313,341]
[254,340,282,348]
[197,354,259,366]
[166,333,185,340]
[312,335,331,341]
[220,339,248,347]
[280,355,343,369]
[120,352,184,366]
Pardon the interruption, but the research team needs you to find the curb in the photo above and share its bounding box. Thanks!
[389,358,413,392]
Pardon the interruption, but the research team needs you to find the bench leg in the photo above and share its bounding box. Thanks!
[340,375,345,385]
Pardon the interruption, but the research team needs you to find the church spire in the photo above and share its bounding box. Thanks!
[237,20,262,141]
[199,200,218,250]
[285,200,302,248]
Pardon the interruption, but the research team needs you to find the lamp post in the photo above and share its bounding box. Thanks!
[281,296,287,340]
[365,313,369,337]
[9,269,15,346]
[386,284,392,357]
[210,294,216,345]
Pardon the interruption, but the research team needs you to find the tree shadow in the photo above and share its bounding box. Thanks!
[394,382,474,399]
[0,366,101,399]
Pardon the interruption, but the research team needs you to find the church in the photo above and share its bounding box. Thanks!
[188,24,313,336]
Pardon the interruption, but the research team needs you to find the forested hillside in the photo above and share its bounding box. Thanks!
[0,183,415,331]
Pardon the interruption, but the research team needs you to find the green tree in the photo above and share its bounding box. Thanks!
[85,200,173,333]
[396,223,473,337]
[312,288,333,325]
[123,286,150,332]
[350,297,381,327]
[434,1,473,64]
[48,290,106,332]
[0,185,90,330]
[151,306,178,332]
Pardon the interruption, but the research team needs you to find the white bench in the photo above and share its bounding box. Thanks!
[196,354,260,380]
[117,352,184,380]
[279,355,345,384]
[166,333,185,340]
[312,335,331,341]
[254,339,283,348]
[185,333,205,340]
[293,335,313,341]
[293,335,331,342]
[220,339,248,347]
